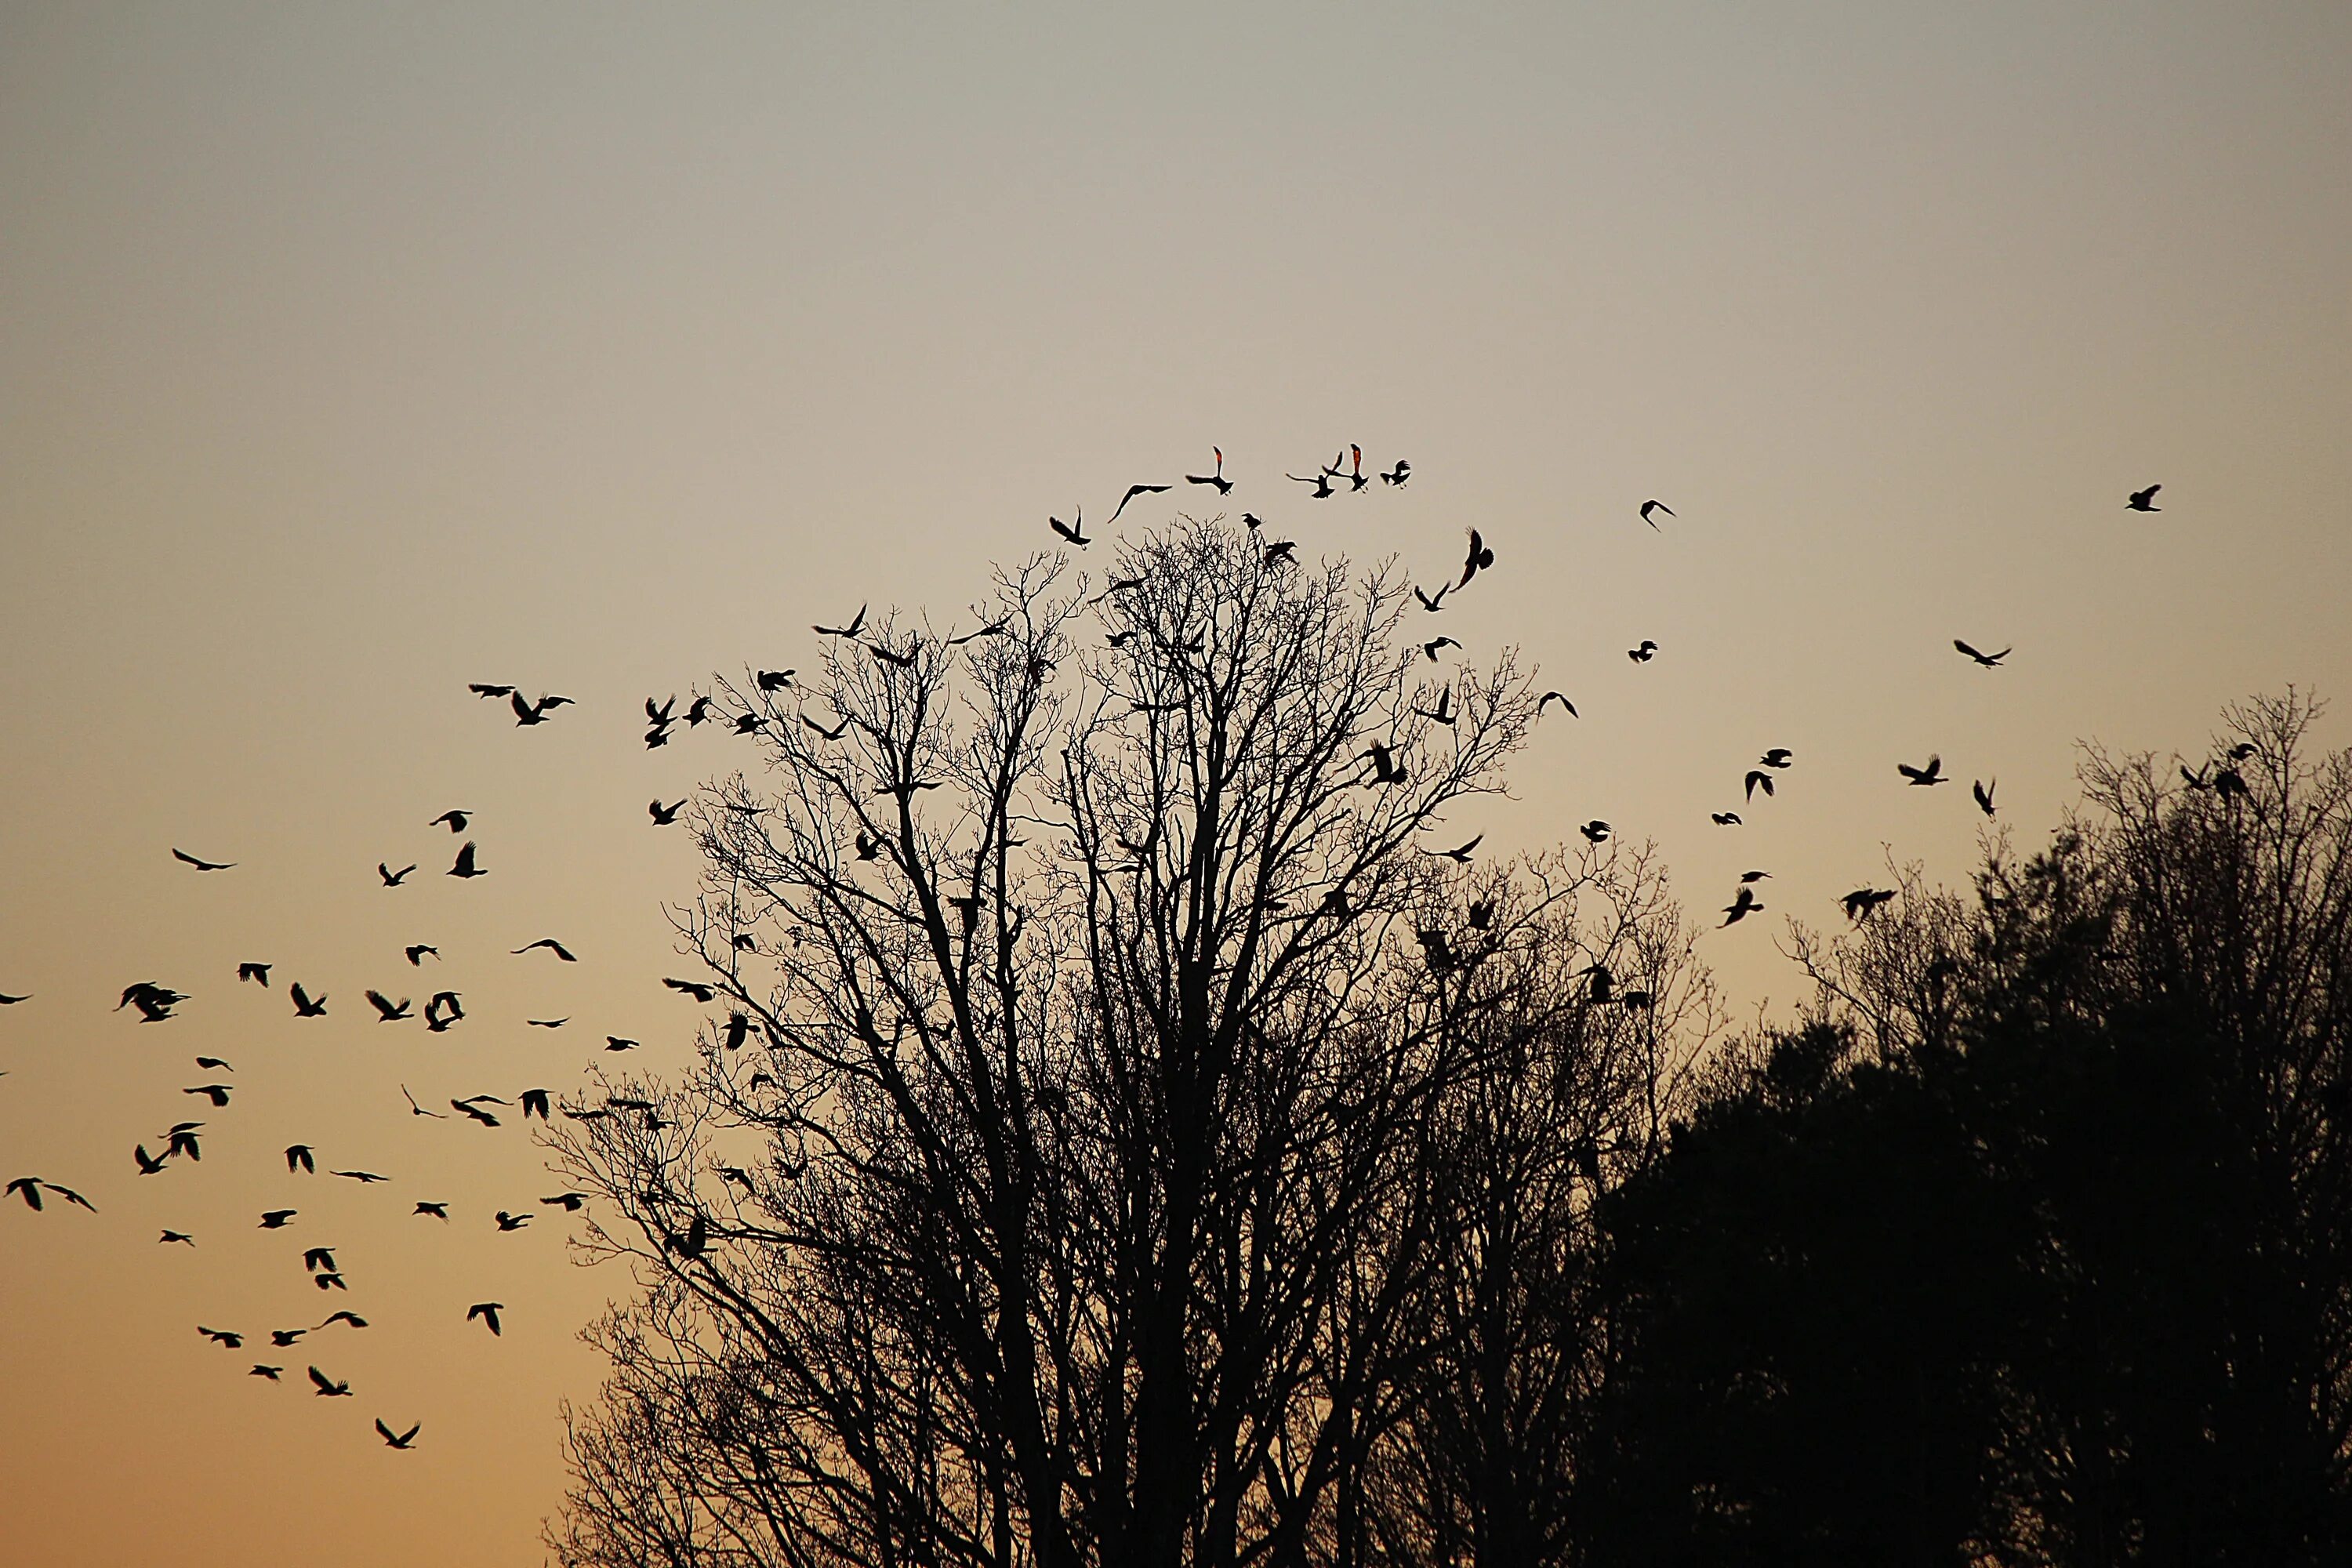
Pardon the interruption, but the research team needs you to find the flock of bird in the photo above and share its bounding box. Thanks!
[1,452,2182,1453]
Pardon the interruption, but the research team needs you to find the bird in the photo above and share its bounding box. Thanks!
[285,1145,314,1174]
[1639,499,1674,529]
[1721,886,1765,927]
[2214,765,2251,801]
[0,992,27,1004]
[867,640,920,670]
[1973,779,1997,817]
[423,991,463,1033]
[413,1202,448,1220]
[198,1327,244,1348]
[1580,820,1612,844]
[493,1210,531,1232]
[510,691,573,725]
[429,810,471,833]
[399,1086,443,1119]
[519,1088,551,1120]
[1287,469,1335,499]
[183,1083,233,1107]
[172,848,235,872]
[722,1013,752,1051]
[1744,771,1775,802]
[1423,637,1461,661]
[1897,755,1947,786]
[673,1211,710,1260]
[1842,887,1897,922]
[1338,444,1370,492]
[541,1192,587,1212]
[466,1302,504,1336]
[1740,870,1772,884]
[303,1246,337,1273]
[237,962,271,985]
[162,1123,203,1160]
[1362,742,1407,786]
[1413,583,1450,613]
[1711,811,1742,826]
[814,604,868,639]
[1538,691,1578,718]
[1759,749,1793,769]
[249,1365,282,1380]
[308,1367,351,1398]
[159,1229,194,1245]
[604,1036,639,1052]
[365,991,412,1022]
[1458,529,1495,587]
[259,1210,298,1229]
[330,1170,388,1184]
[1414,687,1455,727]
[755,669,796,692]
[801,713,852,742]
[1262,539,1297,566]
[1953,640,2010,668]
[1628,641,1657,662]
[7,1178,94,1212]
[2126,484,2161,512]
[1108,483,1171,523]
[855,829,884,861]
[1185,446,1232,495]
[378,862,416,887]
[512,938,577,962]
[290,982,328,1017]
[468,683,515,699]
[1426,835,1483,865]
[1381,459,1410,487]
[664,977,717,1003]
[525,1017,567,1029]
[194,1056,232,1070]
[649,799,684,826]
[134,1144,168,1175]
[318,1311,368,1330]
[453,1100,500,1127]
[448,841,485,878]
[269,1329,306,1347]
[1414,929,1457,975]
[375,1419,421,1449]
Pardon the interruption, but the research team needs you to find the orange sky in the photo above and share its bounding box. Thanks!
[3,5,2349,1564]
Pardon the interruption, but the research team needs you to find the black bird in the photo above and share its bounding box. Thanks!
[509,691,574,725]
[376,1419,420,1449]
[423,991,463,1032]
[1108,483,1171,523]
[378,862,415,887]
[453,1100,500,1127]
[118,981,187,1022]
[303,1246,337,1273]
[731,933,757,950]
[413,1201,448,1220]
[520,1088,550,1120]
[1538,691,1578,718]
[1426,834,1483,865]
[318,1311,368,1330]
[1458,529,1494,588]
[269,1329,306,1347]
[238,962,271,985]
[801,713,852,742]
[9,1177,95,1211]
[1413,583,1450,613]
[399,1086,445,1118]
[468,683,515,699]
[163,1123,203,1160]
[308,1367,352,1398]
[2126,484,2161,513]
[1639,499,1674,529]
[1423,637,1461,660]
[513,938,576,962]
[1262,539,1297,566]
[134,1145,168,1175]
[195,1056,232,1070]
[249,1364,281,1380]
[756,669,796,693]
[649,798,684,826]
[286,1145,315,1174]
[1628,641,1658,662]
[665,977,717,1003]
[330,1170,388,1184]
[467,1302,504,1336]
[1898,755,1947,786]
[673,1211,710,1260]
[1744,771,1775,802]
[683,695,712,728]
[493,1210,531,1232]
[1580,820,1611,844]
[1953,640,2009,668]
[365,991,412,1022]
[199,1327,244,1348]
[1185,446,1232,495]
[735,713,766,732]
[448,841,485,878]
[290,982,328,1017]
[542,1192,587,1212]
[814,604,868,639]
[1287,469,1335,499]
[1712,811,1742,825]
[2214,765,2250,800]
[1339,444,1370,492]
[722,1013,751,1051]
[160,1229,194,1245]
[1414,687,1455,727]
[867,640,920,670]
[1414,929,1456,975]
[0,991,27,1004]
[1047,509,1091,547]
[2181,763,2210,791]
[259,1209,298,1229]
[1362,742,1407,786]
[1240,512,1266,531]
[525,1017,567,1029]
[430,810,471,833]
[645,695,676,728]
[1721,886,1764,927]
[172,848,235,872]
[1973,779,1997,817]
[184,1083,233,1107]
[1759,749,1793,769]
[604,1036,638,1052]
[1381,458,1410,487]
[2228,742,2260,760]
[855,829,884,861]
[1842,887,1897,922]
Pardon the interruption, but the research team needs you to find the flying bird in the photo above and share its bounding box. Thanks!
[1628,641,1657,662]
[1759,749,1793,769]
[259,1210,298,1229]
[2126,484,2161,512]
[331,1170,388,1184]
[604,1036,638,1052]
[512,938,576,962]
[1423,637,1461,661]
[1185,446,1232,494]
[413,1201,448,1220]
[1639,499,1674,529]
[1425,834,1483,865]
[0,992,27,1004]
[285,1145,314,1174]
[237,962,271,985]
[172,848,235,871]
[375,1419,420,1449]
[1580,820,1612,844]
[1744,771,1775,802]
[1538,691,1578,718]
[1414,687,1455,727]
[1711,811,1742,826]
[9,1177,96,1212]
[1898,755,1947,786]
[158,1230,195,1247]
[1458,529,1495,587]
[1953,640,2009,668]
[649,798,684,826]
[308,1367,352,1398]
[542,1192,587,1212]
[1721,886,1765,927]
[468,683,515,698]
[290,982,328,1017]
[1287,469,1335,499]
[318,1311,368,1330]
[378,862,416,887]
[466,1302,504,1337]
[525,1017,567,1029]
[198,1327,244,1348]
[813,604,868,639]
[1108,483,1171,523]
[365,991,412,1022]
[1381,459,1410,487]
[183,1083,233,1107]
[448,842,485,878]
[1974,779,1997,817]
[1413,583,1450,613]
[519,1088,550,1120]
[664,978,717,1003]
[493,1210,532,1232]
[1842,887,1897,922]
[249,1364,281,1380]
[429,810,471,833]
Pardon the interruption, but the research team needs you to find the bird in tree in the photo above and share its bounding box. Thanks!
[1973,779,1997,817]
[1953,639,2009,668]
[466,1302,504,1336]
[1185,446,1233,495]
[378,862,416,887]
[1361,742,1408,786]
[430,810,471,833]
[237,962,271,985]
[308,1367,352,1398]
[1458,529,1495,587]
[1109,482,1171,523]
[172,848,235,871]
[1721,885,1765,927]
[375,1419,420,1449]
[1898,754,1947,786]
[2127,484,2161,512]
[1640,499,1674,529]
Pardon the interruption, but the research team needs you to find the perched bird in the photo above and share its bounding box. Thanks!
[1721,886,1765,927]
[1744,771,1775,802]
[649,798,685,826]
[1711,811,1743,826]
[1974,779,1998,817]
[1639,499,1674,529]
[307,1367,352,1398]
[512,938,577,962]
[1538,691,1578,718]
[285,1145,315,1174]
[755,669,796,693]
[1381,459,1410,487]
[290,982,328,1018]
[365,991,412,1022]
[238,962,271,985]
[1842,887,1897,922]
[1185,446,1233,495]
[447,841,485,878]
[1628,641,1658,662]
[172,848,236,872]
[378,862,416,887]
[1953,640,2009,668]
[466,1302,504,1336]
[1898,755,1947,786]
[375,1419,421,1449]
[1108,483,1171,523]
[412,1201,448,1220]
[1458,529,1495,587]
[2126,484,2161,513]
[1262,539,1297,566]
[429,810,471,833]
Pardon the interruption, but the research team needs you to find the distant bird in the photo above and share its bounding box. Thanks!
[172,848,235,872]
[413,1202,448,1220]
[814,604,868,639]
[1842,887,1897,922]
[867,640,920,670]
[722,1013,752,1051]
[303,1246,337,1273]
[1580,820,1611,844]
[8,1178,94,1212]
[604,1036,639,1052]
[448,841,485,878]
[1744,771,1775,802]
[519,1088,550,1120]
[1185,446,1233,495]
[290,982,328,1018]
[365,991,412,1022]
[1538,691,1578,718]
[1458,529,1495,588]
[1759,749,1793,770]
[375,1419,420,1449]
[1897,755,1947,786]
[378,862,416,887]
[1362,742,1407,786]
[2126,484,2161,512]
[1711,811,1742,826]
[134,1144,168,1175]
[1973,779,1997,817]
[453,1099,500,1127]
[399,1086,444,1119]
[163,1123,203,1160]
[286,1145,314,1174]
[1721,886,1765,927]
[512,938,576,962]
[1287,469,1335,499]
[1639,499,1674,529]
[268,1329,306,1347]
[2228,742,2259,761]
[493,1210,531,1232]
[1108,483,1171,523]
[2213,765,2250,801]
[238,962,271,985]
[249,1364,282,1380]
[1628,641,1657,662]
[468,683,516,699]
[259,1210,298,1229]
[510,691,573,726]
[1423,637,1461,661]
[466,1302,504,1336]
[1262,539,1297,566]
[1381,459,1410,487]
[1413,583,1450,613]
[1953,640,2009,668]
[0,992,27,1005]
[1740,870,1772,884]
[318,1311,368,1330]
[195,1055,232,1070]
[2181,763,2210,791]
[756,669,796,692]
[1414,687,1455,727]
[159,1229,194,1245]
[308,1367,351,1398]
[430,810,471,833]
[664,977,717,1003]
[184,1083,233,1107]
[1339,444,1371,492]
[541,1192,587,1212]
[423,991,463,1033]
[525,1017,567,1029]
[1426,835,1483,865]
[198,1327,244,1348]
[649,798,684,826]
[330,1170,387,1184]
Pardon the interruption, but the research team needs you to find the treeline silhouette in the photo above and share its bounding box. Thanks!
[543,524,2347,1567]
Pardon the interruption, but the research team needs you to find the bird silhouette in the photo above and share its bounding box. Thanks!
[509,691,572,726]
[1741,870,1772,884]
[0,991,27,1004]
[723,1013,752,1051]
[493,1210,531,1232]
[1413,583,1450,613]
[448,842,485,878]
[378,862,416,887]
[198,1327,244,1348]
[1108,483,1171,523]
[318,1310,368,1330]
[249,1364,281,1380]
[1580,820,1612,844]
[664,977,717,1002]
[2126,484,2161,512]
[259,1210,298,1229]
[1381,459,1410,487]
[756,669,796,692]
[1426,834,1483,865]
[412,1201,448,1220]
[133,1145,168,1174]
[331,1170,387,1184]
[289,982,328,1018]
[467,1302,504,1336]
[163,1123,202,1160]
[1423,637,1461,660]
[1759,749,1793,769]
[1262,539,1298,566]
[1953,640,2010,668]
[423,992,463,1033]
[160,1229,194,1246]
[1287,469,1335,499]
[453,1100,500,1127]
[172,848,235,871]
[1842,887,1897,922]
[512,938,576,961]
[1538,691,1578,718]
[1458,529,1495,587]
[1414,687,1455,727]
[525,1018,567,1029]
[1628,641,1658,662]
[1185,446,1233,495]
[183,1083,232,1107]
[308,1367,351,1398]
[814,604,868,638]
[1721,886,1765,926]
[468,683,515,699]
[375,1419,421,1449]
[649,798,685,826]
[1339,444,1370,492]
[542,1191,588,1212]
[1362,743,1408,786]
[400,1086,445,1119]
[429,810,471,833]
[1974,779,1998,817]
[801,713,852,742]
[1639,499,1674,529]
[303,1246,337,1274]
[604,1036,639,1052]
[237,962,271,985]
[1744,771,1775,802]
[365,991,412,1022]
[1712,811,1742,826]
[9,1177,96,1212]
[1898,755,1947,786]
[285,1145,314,1174]
[520,1088,551,1120]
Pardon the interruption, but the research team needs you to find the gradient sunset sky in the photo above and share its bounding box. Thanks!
[3,5,2349,1564]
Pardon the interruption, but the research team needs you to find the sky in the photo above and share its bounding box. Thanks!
[2,4,2348,1563]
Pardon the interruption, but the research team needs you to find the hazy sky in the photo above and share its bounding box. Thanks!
[3,5,2348,1564]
